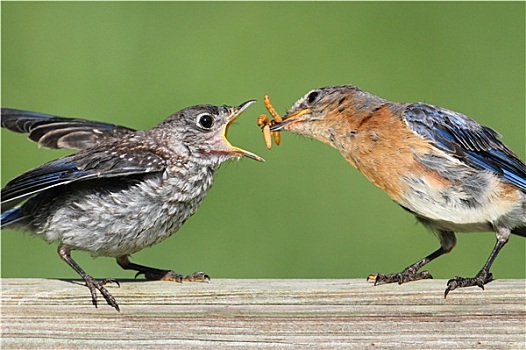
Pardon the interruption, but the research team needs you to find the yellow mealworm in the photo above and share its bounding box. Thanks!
[262,124,272,150]
[272,131,280,146]
[263,95,282,122]
[257,114,269,126]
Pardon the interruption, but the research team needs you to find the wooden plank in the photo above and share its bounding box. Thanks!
[1,278,525,349]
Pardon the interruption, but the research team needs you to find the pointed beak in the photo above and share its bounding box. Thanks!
[224,100,264,162]
[269,108,310,132]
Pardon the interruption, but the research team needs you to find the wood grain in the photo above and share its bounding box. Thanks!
[1,278,525,349]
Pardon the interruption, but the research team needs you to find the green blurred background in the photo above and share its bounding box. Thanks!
[2,2,524,281]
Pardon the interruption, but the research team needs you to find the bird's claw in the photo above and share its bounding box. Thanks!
[368,270,433,285]
[84,276,120,311]
[444,272,493,298]
[99,278,120,288]
[181,272,211,283]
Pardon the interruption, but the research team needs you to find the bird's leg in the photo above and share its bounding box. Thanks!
[116,255,210,283]
[58,244,120,311]
[367,247,443,285]
[369,229,455,285]
[444,234,508,298]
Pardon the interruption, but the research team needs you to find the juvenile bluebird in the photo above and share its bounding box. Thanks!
[269,85,525,296]
[1,102,262,310]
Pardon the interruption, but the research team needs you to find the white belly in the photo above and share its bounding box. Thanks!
[36,171,214,257]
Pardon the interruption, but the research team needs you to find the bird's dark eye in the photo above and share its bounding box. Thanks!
[306,90,320,104]
[197,114,214,129]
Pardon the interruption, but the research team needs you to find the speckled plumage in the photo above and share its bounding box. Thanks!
[271,85,525,296]
[1,102,262,310]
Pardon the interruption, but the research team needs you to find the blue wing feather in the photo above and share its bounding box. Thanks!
[1,207,27,227]
[404,103,526,191]
[1,147,166,212]
[1,158,91,210]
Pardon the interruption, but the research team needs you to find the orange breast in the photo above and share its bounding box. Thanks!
[329,104,440,203]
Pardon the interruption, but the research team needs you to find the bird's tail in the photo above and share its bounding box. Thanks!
[511,227,526,237]
[1,206,25,229]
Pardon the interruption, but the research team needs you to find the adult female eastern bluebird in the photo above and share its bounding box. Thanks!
[269,85,525,297]
[1,102,263,311]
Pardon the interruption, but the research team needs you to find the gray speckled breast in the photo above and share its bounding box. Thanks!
[31,164,217,257]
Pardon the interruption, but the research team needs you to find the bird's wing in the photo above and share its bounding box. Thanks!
[1,108,136,150]
[1,147,167,211]
[403,103,526,191]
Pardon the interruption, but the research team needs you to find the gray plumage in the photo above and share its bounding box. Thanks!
[1,102,262,311]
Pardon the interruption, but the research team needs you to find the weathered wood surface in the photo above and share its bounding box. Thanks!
[1,278,525,349]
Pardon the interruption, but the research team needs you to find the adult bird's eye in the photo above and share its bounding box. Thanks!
[197,114,214,130]
[307,90,320,104]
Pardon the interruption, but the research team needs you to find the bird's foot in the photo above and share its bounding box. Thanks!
[135,269,210,283]
[83,276,120,311]
[444,271,493,298]
[180,271,211,282]
[368,269,433,285]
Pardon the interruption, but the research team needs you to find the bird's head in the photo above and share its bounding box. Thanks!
[269,85,384,146]
[156,101,263,163]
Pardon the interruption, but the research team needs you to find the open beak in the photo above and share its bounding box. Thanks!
[269,108,310,132]
[224,100,264,162]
